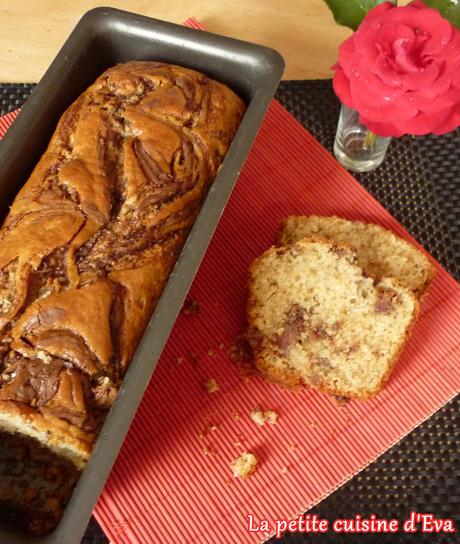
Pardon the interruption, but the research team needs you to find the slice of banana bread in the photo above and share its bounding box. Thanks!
[277,216,435,297]
[247,239,418,399]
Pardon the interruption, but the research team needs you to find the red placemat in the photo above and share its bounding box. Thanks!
[1,44,459,544]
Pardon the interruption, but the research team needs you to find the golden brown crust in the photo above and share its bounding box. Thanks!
[0,61,244,464]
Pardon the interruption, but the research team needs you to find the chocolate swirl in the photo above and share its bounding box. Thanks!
[0,61,245,438]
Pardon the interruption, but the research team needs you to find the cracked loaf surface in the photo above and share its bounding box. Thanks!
[0,60,244,512]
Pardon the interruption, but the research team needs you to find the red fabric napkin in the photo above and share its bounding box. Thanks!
[1,25,459,543]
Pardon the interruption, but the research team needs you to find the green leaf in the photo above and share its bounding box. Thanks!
[323,0,396,30]
[420,0,460,29]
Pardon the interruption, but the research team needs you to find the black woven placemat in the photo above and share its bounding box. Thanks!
[1,82,458,544]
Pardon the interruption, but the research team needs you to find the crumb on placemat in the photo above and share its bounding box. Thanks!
[198,422,219,441]
[181,298,201,316]
[227,335,252,363]
[249,407,278,426]
[227,335,257,384]
[204,378,220,393]
[231,452,258,479]
[202,445,216,457]
[233,410,241,421]
[333,395,351,406]
[188,351,200,365]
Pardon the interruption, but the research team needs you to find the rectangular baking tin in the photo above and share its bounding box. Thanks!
[0,7,284,544]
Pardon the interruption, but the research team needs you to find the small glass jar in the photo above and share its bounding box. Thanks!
[333,104,392,173]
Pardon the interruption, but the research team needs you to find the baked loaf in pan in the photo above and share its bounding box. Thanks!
[0,61,244,533]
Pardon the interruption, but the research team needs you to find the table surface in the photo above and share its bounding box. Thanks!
[0,0,354,82]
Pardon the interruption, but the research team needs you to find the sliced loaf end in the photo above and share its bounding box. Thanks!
[277,215,435,298]
[247,238,419,400]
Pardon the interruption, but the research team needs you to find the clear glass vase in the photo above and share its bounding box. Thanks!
[333,104,392,173]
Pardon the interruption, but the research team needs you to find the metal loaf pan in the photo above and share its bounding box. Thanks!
[0,7,284,544]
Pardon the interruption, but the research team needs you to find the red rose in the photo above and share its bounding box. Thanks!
[333,0,460,137]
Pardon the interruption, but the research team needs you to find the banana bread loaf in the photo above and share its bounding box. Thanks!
[0,61,244,533]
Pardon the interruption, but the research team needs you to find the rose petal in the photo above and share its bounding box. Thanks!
[396,106,453,135]
[333,68,354,108]
[337,35,357,79]
[373,55,404,87]
[396,87,449,109]
[436,29,460,61]
[420,94,456,113]
[451,69,460,89]
[417,66,451,99]
[432,106,460,134]
[392,36,422,74]
[446,86,460,104]
[411,4,452,37]
[360,1,395,24]
[359,117,405,137]
[410,0,428,9]
[349,70,407,109]
[350,78,418,123]
[382,4,440,29]
[353,27,380,65]
[422,18,453,56]
[375,22,415,52]
[400,62,439,90]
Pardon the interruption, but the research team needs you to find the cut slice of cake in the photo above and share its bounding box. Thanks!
[247,239,419,399]
[277,216,435,298]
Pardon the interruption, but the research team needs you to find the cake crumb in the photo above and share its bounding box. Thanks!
[188,351,200,365]
[280,466,289,474]
[228,335,257,382]
[207,348,216,357]
[202,446,215,457]
[204,378,220,393]
[227,336,252,363]
[218,342,226,351]
[175,356,185,366]
[182,298,200,316]
[288,443,298,452]
[234,440,242,448]
[250,407,278,426]
[233,410,241,421]
[231,452,258,479]
[199,420,219,441]
[333,395,350,406]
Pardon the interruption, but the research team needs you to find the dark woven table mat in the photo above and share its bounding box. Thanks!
[1,82,458,544]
